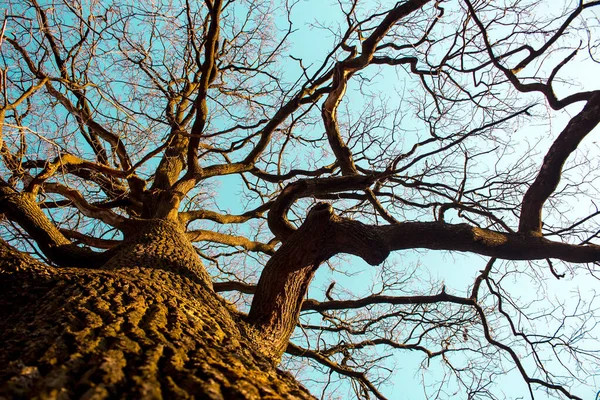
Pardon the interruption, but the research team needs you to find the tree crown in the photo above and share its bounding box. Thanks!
[2,0,600,398]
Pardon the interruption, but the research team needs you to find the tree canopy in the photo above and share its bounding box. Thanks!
[2,0,600,398]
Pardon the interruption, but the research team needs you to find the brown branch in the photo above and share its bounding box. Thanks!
[321,0,434,176]
[268,174,380,241]
[379,221,600,263]
[178,201,272,225]
[249,203,600,363]
[22,159,134,206]
[172,86,331,198]
[213,280,256,294]
[0,180,110,268]
[185,0,223,174]
[319,338,447,359]
[321,62,358,176]
[365,188,399,224]
[519,92,600,235]
[248,203,390,361]
[186,229,276,254]
[27,153,131,195]
[43,183,130,230]
[250,164,337,183]
[370,56,438,75]
[59,228,120,249]
[0,77,49,111]
[286,342,388,400]
[302,291,475,312]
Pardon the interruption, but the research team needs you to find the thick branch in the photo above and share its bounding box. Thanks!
[268,174,379,240]
[248,203,389,361]
[249,204,600,362]
[186,0,223,174]
[213,280,256,294]
[60,228,120,249]
[0,181,109,268]
[379,221,600,263]
[519,92,600,234]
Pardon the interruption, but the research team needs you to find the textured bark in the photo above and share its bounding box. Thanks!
[0,220,314,399]
[248,203,389,361]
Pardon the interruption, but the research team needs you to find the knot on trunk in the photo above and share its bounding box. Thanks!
[294,202,390,266]
[247,202,390,362]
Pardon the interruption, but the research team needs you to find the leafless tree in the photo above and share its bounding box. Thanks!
[1,0,600,398]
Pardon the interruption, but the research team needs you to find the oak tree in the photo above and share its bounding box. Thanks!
[1,0,600,398]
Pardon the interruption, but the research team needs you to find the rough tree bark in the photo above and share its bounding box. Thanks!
[0,219,314,399]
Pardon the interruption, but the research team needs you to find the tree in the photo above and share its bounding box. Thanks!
[1,0,600,398]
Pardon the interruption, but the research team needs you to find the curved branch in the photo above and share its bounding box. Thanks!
[249,203,390,361]
[510,1,600,73]
[186,0,223,174]
[43,183,130,230]
[250,164,337,183]
[519,92,600,235]
[268,174,379,241]
[250,204,600,363]
[27,153,132,195]
[179,201,272,225]
[0,181,110,268]
[321,0,433,176]
[465,0,595,109]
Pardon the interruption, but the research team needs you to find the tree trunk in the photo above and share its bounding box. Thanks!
[0,220,314,399]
